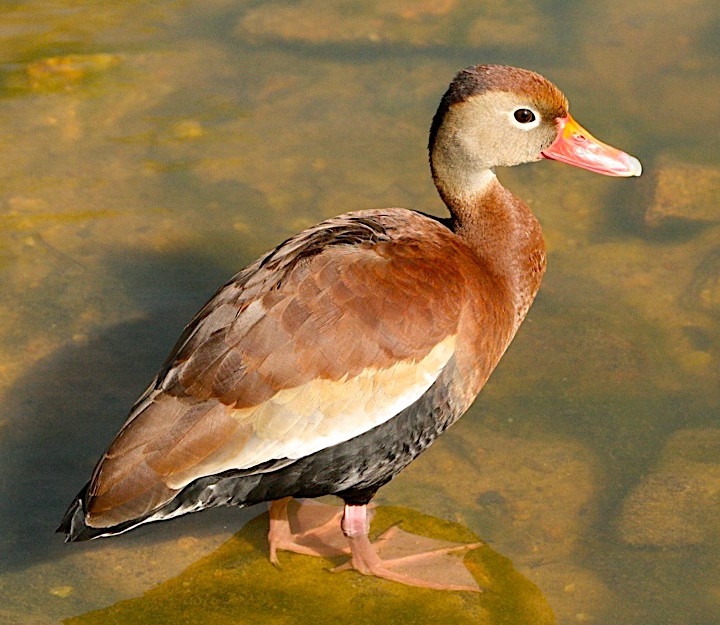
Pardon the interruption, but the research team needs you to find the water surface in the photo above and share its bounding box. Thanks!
[1,1,719,623]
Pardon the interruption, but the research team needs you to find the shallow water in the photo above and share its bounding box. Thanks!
[0,1,719,623]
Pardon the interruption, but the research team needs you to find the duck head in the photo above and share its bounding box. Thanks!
[429,64,641,203]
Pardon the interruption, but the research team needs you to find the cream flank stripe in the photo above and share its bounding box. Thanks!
[164,334,457,489]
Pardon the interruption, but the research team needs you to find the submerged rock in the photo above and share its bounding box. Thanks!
[389,425,600,559]
[642,157,720,229]
[618,428,720,547]
[64,507,555,625]
[236,0,548,50]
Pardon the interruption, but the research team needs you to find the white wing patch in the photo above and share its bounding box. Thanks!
[165,335,456,489]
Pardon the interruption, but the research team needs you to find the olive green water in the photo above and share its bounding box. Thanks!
[1,1,719,623]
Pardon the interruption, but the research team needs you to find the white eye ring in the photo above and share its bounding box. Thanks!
[509,107,541,130]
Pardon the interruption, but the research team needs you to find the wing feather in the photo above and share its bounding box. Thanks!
[85,210,480,528]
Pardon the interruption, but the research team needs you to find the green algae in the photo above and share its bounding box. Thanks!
[64,507,555,625]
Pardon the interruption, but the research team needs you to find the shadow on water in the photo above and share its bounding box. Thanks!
[0,245,256,573]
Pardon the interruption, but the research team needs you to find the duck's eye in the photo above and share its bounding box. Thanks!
[514,108,536,124]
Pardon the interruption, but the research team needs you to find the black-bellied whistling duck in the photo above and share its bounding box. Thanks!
[58,64,641,592]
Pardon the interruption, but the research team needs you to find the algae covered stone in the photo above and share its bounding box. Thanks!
[64,506,555,625]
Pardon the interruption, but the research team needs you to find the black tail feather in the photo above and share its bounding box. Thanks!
[57,482,93,541]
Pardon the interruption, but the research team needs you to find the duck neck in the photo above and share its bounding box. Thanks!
[442,171,546,328]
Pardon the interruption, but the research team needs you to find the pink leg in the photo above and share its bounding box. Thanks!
[267,498,348,565]
[335,503,482,592]
[266,499,482,591]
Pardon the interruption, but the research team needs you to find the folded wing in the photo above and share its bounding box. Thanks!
[86,210,472,527]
